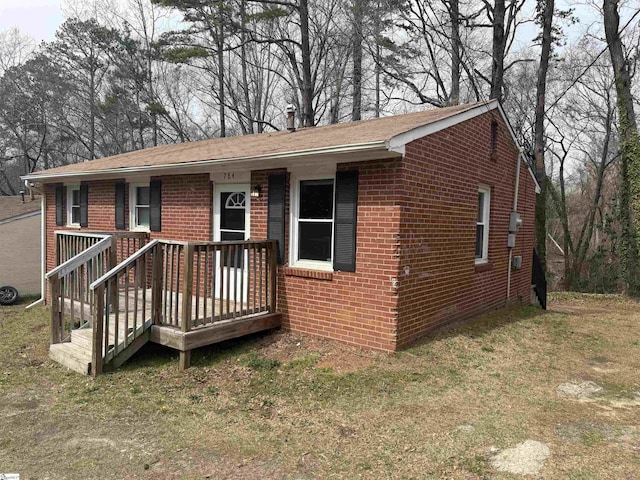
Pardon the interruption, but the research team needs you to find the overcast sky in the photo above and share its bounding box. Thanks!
[0,0,63,43]
[0,0,620,48]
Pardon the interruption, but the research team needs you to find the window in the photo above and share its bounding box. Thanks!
[67,186,81,226]
[130,183,150,230]
[475,186,490,262]
[292,177,335,267]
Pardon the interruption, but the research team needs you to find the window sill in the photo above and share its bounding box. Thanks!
[284,266,333,281]
[129,227,150,233]
[474,261,493,273]
[65,224,81,229]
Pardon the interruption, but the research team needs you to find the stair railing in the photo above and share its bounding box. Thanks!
[89,240,161,376]
[46,235,116,344]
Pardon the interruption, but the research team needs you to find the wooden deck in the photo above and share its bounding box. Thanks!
[48,234,280,375]
[51,287,281,375]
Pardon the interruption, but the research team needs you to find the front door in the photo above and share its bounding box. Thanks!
[213,184,250,303]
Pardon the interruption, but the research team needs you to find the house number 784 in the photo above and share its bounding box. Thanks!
[223,172,235,180]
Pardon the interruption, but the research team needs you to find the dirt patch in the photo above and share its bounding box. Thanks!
[490,440,550,475]
[254,330,377,373]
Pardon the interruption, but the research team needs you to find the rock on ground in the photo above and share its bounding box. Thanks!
[556,381,603,400]
[490,439,550,475]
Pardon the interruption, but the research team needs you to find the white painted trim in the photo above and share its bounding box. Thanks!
[289,172,336,270]
[39,194,45,302]
[388,100,500,153]
[210,170,251,184]
[65,184,81,227]
[129,182,151,232]
[23,141,389,183]
[475,185,491,263]
[213,183,251,242]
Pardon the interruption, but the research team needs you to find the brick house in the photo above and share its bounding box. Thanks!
[24,99,540,372]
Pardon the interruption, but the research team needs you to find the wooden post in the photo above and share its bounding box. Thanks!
[49,276,62,344]
[179,243,194,371]
[268,241,277,313]
[151,243,163,325]
[179,350,191,371]
[181,243,194,333]
[108,236,118,309]
[92,284,105,377]
[55,232,61,266]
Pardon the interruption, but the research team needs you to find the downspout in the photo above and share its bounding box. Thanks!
[506,150,522,303]
[26,183,45,309]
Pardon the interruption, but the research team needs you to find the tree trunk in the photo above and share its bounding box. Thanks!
[90,68,96,160]
[490,0,506,100]
[352,0,363,121]
[533,0,554,270]
[603,0,640,294]
[217,0,226,137]
[240,0,254,133]
[449,0,460,105]
[299,0,314,127]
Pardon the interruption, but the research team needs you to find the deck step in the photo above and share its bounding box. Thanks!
[49,342,92,375]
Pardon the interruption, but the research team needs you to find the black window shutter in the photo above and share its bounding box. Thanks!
[55,185,65,226]
[267,173,286,264]
[333,170,358,272]
[115,182,126,230]
[79,183,89,227]
[149,179,162,232]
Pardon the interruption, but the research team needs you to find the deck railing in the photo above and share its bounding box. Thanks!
[167,240,278,330]
[55,230,148,265]
[87,239,278,375]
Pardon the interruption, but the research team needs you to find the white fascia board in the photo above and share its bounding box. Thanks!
[22,141,390,183]
[387,100,500,154]
[388,99,542,195]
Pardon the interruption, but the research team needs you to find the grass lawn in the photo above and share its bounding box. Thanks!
[1,294,639,479]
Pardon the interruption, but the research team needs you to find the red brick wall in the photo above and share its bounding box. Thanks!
[395,112,536,347]
[44,174,213,277]
[251,160,402,351]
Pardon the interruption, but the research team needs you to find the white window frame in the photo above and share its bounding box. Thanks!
[129,182,151,232]
[66,184,81,227]
[475,185,491,264]
[289,172,336,272]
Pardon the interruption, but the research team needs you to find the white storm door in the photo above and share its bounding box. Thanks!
[213,184,250,304]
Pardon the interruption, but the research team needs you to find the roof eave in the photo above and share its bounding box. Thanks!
[388,99,542,194]
[388,100,499,154]
[22,141,392,183]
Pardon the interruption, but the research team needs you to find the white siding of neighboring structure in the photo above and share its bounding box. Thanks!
[0,213,41,295]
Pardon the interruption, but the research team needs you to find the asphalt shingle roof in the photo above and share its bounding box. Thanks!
[27,101,489,180]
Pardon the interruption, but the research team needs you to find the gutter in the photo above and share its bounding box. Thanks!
[26,193,46,309]
[22,141,391,183]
